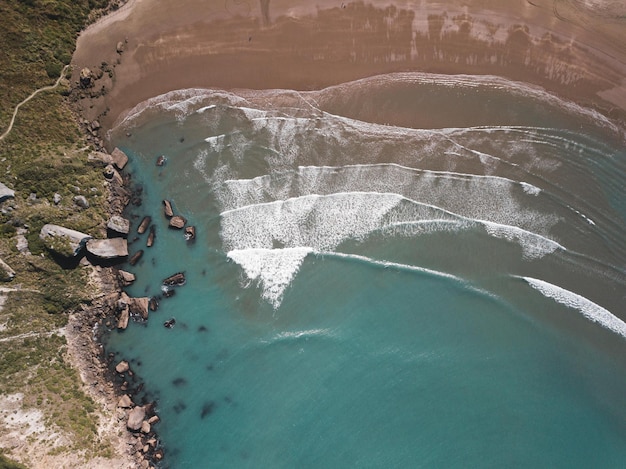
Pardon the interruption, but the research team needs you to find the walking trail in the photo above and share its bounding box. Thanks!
[0,64,70,142]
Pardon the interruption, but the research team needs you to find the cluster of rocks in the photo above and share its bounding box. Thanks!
[114,360,164,464]
[38,148,131,265]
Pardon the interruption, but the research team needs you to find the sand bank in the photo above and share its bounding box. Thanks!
[71,0,626,133]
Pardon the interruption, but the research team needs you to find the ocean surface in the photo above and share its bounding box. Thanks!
[106,73,626,467]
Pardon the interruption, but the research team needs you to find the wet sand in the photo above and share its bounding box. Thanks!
[71,0,626,134]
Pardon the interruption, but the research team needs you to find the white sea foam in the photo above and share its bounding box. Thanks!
[227,247,311,308]
[217,164,557,237]
[521,276,626,339]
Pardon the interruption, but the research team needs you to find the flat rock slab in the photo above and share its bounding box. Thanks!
[39,224,91,257]
[0,182,15,203]
[86,238,128,259]
[111,147,129,170]
[107,215,130,235]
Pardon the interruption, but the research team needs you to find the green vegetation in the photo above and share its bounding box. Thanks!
[0,452,29,469]
[0,0,121,464]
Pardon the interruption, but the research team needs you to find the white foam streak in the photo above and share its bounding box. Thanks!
[227,248,312,308]
[521,277,626,339]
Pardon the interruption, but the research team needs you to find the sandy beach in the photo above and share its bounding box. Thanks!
[71,0,626,134]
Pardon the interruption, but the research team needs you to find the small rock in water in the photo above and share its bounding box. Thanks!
[115,360,130,374]
[164,318,176,328]
[169,215,186,229]
[156,155,166,166]
[137,216,151,234]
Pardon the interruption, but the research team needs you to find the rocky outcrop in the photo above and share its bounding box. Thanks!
[0,259,16,281]
[169,215,186,229]
[107,215,130,236]
[184,226,195,241]
[79,67,93,88]
[127,405,146,432]
[117,292,131,329]
[103,164,123,184]
[86,238,128,260]
[0,182,15,203]
[111,147,129,170]
[118,270,136,286]
[129,297,150,320]
[39,224,91,257]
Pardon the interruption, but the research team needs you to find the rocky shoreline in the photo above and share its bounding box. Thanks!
[60,141,166,467]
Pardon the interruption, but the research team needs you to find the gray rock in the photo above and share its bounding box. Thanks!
[39,224,91,257]
[86,238,128,259]
[16,228,30,255]
[0,182,15,203]
[0,259,16,281]
[53,193,62,205]
[111,148,129,170]
[107,215,130,235]
[73,195,89,209]
[116,41,125,53]
[127,406,146,432]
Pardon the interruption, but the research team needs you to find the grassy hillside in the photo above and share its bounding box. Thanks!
[0,1,123,465]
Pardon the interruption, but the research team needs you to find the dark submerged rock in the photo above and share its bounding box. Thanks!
[163,272,185,286]
[129,250,144,266]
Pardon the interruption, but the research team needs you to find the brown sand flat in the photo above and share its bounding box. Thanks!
[71,0,626,133]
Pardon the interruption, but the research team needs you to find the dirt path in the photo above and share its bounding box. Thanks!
[0,64,70,142]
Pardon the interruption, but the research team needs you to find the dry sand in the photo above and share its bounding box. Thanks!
[71,0,626,133]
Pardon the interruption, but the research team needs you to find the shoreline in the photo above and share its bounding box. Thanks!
[71,0,626,136]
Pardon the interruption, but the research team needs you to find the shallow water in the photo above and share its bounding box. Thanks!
[106,73,626,467]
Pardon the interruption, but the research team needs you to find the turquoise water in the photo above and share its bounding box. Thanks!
[107,74,626,467]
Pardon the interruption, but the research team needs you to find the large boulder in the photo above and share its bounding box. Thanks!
[39,224,91,257]
[86,238,128,259]
[0,182,15,203]
[107,215,130,236]
[127,406,146,432]
[118,394,133,408]
[111,147,129,170]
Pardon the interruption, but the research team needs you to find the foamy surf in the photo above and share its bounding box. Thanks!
[521,276,626,339]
